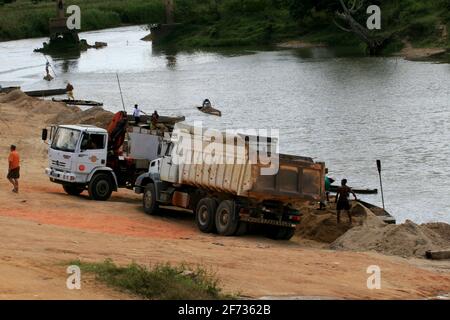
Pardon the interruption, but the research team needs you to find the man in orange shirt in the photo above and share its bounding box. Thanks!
[7,145,20,193]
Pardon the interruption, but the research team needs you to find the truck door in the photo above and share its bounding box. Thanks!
[160,142,179,183]
[77,133,108,174]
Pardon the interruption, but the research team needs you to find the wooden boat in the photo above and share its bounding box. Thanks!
[197,106,222,117]
[0,86,20,94]
[329,185,378,195]
[25,88,67,97]
[52,98,103,107]
[357,200,396,224]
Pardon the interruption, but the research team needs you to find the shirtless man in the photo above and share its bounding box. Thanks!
[335,179,357,224]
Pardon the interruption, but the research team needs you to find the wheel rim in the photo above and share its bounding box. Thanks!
[144,190,153,208]
[198,205,209,226]
[219,208,230,227]
[96,180,109,197]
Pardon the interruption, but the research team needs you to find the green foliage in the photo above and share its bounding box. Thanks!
[0,0,164,40]
[0,0,449,52]
[70,259,233,300]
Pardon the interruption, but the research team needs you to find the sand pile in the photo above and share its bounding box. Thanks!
[295,202,368,243]
[0,90,70,115]
[331,209,450,258]
[49,106,113,129]
[0,90,113,128]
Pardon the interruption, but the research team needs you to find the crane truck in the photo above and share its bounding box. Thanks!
[42,112,183,200]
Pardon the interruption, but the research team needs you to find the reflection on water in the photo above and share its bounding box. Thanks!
[1,25,450,224]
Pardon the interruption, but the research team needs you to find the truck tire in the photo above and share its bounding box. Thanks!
[143,183,159,215]
[88,173,113,201]
[195,198,217,233]
[63,185,84,196]
[215,200,239,236]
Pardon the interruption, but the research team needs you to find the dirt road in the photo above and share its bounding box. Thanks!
[1,91,450,299]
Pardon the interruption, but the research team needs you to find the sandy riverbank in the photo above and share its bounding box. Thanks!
[277,39,448,61]
[1,90,450,299]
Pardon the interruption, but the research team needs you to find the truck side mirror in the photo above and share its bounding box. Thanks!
[42,128,48,141]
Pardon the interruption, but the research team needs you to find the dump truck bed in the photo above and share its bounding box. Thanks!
[168,125,325,203]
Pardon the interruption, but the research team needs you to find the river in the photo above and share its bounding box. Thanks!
[1,25,449,224]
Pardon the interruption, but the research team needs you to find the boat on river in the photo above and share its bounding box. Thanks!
[25,88,67,97]
[357,200,396,224]
[329,185,378,195]
[52,98,103,107]
[196,106,222,117]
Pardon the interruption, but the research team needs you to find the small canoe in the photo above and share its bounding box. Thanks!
[357,200,396,224]
[197,106,222,117]
[25,88,67,97]
[0,86,20,94]
[52,98,103,107]
[329,185,378,195]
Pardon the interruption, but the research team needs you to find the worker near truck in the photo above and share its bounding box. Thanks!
[335,179,357,224]
[133,104,143,124]
[7,145,20,194]
[150,110,159,129]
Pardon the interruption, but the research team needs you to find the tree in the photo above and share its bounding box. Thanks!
[333,0,384,55]
[288,0,386,55]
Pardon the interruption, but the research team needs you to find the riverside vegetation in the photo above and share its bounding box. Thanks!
[0,1,449,54]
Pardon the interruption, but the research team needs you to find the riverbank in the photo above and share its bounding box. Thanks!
[1,90,450,299]
[2,1,449,62]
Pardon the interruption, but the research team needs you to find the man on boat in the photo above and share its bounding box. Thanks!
[133,104,143,124]
[151,110,159,129]
[66,82,75,100]
[202,99,212,110]
[7,145,20,194]
[335,179,357,224]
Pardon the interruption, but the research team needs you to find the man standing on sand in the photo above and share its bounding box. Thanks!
[335,179,357,224]
[66,82,75,100]
[7,145,20,193]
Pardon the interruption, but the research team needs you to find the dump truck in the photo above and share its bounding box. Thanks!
[134,124,326,240]
[42,112,184,200]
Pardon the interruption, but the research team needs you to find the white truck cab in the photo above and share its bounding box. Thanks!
[44,124,118,200]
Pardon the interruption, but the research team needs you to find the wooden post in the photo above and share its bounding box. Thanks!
[57,0,65,19]
[165,0,174,24]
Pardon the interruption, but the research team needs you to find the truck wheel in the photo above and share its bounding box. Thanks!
[215,200,239,236]
[63,185,84,196]
[196,198,217,233]
[143,183,159,215]
[88,173,113,201]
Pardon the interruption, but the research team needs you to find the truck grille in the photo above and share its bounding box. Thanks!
[51,160,67,168]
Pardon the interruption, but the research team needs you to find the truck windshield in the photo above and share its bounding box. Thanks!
[51,128,81,152]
